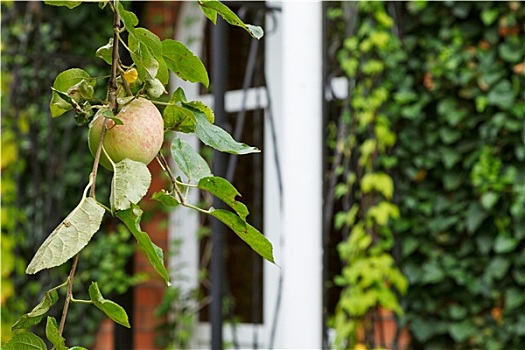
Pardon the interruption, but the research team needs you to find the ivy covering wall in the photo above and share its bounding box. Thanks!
[327,1,524,349]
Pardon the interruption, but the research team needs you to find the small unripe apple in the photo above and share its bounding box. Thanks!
[88,98,164,170]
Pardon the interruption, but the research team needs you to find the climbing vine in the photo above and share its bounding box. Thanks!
[328,2,407,348]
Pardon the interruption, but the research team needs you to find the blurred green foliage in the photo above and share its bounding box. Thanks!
[328,1,524,349]
[391,2,525,349]
[1,1,142,346]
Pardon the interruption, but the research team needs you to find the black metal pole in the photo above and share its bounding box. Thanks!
[211,15,228,350]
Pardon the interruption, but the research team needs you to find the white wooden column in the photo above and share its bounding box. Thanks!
[265,1,323,348]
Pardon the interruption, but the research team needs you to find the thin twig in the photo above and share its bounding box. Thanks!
[156,154,185,203]
[58,254,80,334]
[58,2,121,336]
[155,154,210,214]
[90,2,121,198]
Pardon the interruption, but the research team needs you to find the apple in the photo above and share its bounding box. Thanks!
[88,97,164,170]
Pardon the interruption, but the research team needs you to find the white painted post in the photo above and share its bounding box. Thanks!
[265,1,323,348]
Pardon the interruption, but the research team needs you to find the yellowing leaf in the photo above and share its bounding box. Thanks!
[123,68,138,84]
[0,135,17,169]
[360,173,394,200]
[26,184,105,274]
[367,202,400,226]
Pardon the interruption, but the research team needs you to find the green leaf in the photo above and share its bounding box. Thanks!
[437,98,467,126]
[194,110,260,154]
[88,282,130,328]
[163,89,215,132]
[439,128,461,145]
[441,147,462,169]
[421,260,445,284]
[499,42,524,63]
[486,257,510,280]
[44,0,82,9]
[46,317,67,350]
[12,289,59,330]
[199,4,217,23]
[26,184,105,274]
[209,209,275,264]
[110,158,152,212]
[171,137,212,183]
[480,191,499,209]
[50,68,95,117]
[186,100,215,123]
[198,0,264,40]
[117,2,138,36]
[2,332,47,350]
[129,28,169,84]
[410,318,447,343]
[164,104,195,132]
[466,202,488,234]
[96,107,122,125]
[163,89,195,132]
[162,39,209,87]
[449,320,476,342]
[116,206,171,285]
[487,80,515,109]
[449,304,467,320]
[95,38,113,65]
[480,8,499,25]
[152,190,180,207]
[50,87,75,108]
[494,234,518,253]
[130,41,159,81]
[505,287,525,311]
[199,176,249,220]
[66,79,95,101]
